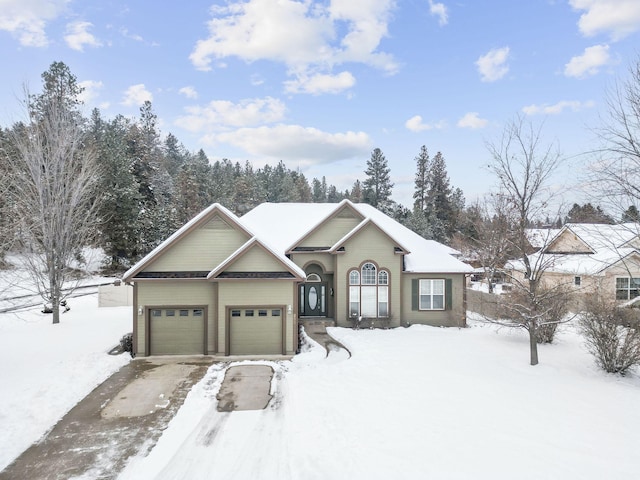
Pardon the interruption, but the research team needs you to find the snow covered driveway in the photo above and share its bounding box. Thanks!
[0,295,131,471]
[119,322,640,480]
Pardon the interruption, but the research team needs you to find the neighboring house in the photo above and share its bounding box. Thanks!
[512,223,640,303]
[123,200,473,357]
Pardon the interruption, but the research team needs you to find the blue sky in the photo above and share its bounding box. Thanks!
[1,1,640,208]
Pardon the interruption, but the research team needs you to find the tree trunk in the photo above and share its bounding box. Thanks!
[528,323,539,366]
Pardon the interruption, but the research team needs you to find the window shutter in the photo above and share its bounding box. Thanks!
[412,279,418,310]
[445,278,452,310]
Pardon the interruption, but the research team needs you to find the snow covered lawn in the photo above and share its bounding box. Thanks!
[0,295,131,470]
[120,320,640,480]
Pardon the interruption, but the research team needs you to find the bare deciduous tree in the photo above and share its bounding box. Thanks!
[7,90,101,324]
[485,114,569,365]
[592,56,640,216]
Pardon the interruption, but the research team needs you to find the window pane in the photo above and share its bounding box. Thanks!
[420,279,431,295]
[179,309,189,316]
[362,263,377,285]
[231,309,241,317]
[361,286,377,316]
[420,296,431,310]
[432,280,444,295]
[378,286,388,302]
[193,309,203,316]
[258,310,267,317]
[271,309,281,316]
[617,278,629,289]
[349,286,360,317]
[245,309,254,316]
[151,309,161,317]
[433,295,444,310]
[378,303,388,317]
[349,271,360,285]
[378,271,388,285]
[166,309,175,316]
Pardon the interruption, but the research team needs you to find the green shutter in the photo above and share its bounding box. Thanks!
[412,279,418,310]
[445,278,452,310]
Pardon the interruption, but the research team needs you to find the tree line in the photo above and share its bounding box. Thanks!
[0,62,466,276]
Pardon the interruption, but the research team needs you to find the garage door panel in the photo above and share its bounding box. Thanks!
[230,308,283,355]
[150,308,205,355]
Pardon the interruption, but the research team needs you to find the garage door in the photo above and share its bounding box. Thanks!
[149,308,205,355]
[229,307,283,355]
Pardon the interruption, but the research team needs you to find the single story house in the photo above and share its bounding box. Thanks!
[511,223,640,303]
[123,200,473,357]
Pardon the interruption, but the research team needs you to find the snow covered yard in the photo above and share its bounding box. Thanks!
[0,294,131,471]
[119,320,640,480]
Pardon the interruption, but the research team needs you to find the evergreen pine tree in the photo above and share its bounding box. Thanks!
[363,148,393,209]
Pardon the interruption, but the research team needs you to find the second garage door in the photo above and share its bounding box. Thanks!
[229,307,283,355]
[149,307,206,355]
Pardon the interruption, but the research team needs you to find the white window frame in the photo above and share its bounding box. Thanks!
[616,277,640,300]
[348,263,389,318]
[419,279,445,311]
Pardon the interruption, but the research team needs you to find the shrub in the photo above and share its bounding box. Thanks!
[579,296,640,375]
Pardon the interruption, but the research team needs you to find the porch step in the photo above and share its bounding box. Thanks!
[299,318,336,327]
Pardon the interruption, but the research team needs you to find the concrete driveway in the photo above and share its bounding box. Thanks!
[0,356,213,480]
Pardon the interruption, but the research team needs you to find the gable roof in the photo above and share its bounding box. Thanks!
[123,203,304,282]
[514,223,640,276]
[207,237,305,280]
[242,200,472,273]
[327,217,410,254]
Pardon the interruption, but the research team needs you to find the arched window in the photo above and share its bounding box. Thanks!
[348,262,389,318]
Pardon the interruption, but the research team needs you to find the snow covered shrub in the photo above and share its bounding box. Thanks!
[579,296,640,375]
[120,333,134,357]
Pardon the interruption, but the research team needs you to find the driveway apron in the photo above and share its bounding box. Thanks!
[0,357,213,480]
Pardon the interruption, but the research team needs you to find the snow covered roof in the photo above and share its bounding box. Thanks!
[242,201,473,274]
[123,203,305,282]
[511,223,640,276]
[526,228,561,249]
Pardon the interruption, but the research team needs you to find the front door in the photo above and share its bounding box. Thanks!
[300,283,325,317]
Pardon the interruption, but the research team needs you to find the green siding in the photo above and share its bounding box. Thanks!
[334,224,402,327]
[227,245,287,272]
[402,274,466,327]
[145,222,249,272]
[299,216,362,248]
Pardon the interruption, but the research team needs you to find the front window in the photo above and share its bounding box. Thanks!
[616,277,640,300]
[348,262,389,317]
[419,279,445,310]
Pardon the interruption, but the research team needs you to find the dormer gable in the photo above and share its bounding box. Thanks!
[123,204,252,281]
[208,238,305,280]
[543,227,594,254]
[287,200,365,253]
[329,218,410,255]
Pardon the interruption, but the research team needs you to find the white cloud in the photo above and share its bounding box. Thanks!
[77,80,103,105]
[0,0,68,47]
[476,47,510,82]
[284,71,356,94]
[428,0,448,26]
[121,84,153,107]
[64,21,101,51]
[457,112,488,129]
[405,115,446,132]
[190,0,397,93]
[209,124,371,166]
[522,100,596,115]
[179,86,198,99]
[564,44,612,78]
[570,0,640,41]
[175,97,286,132]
